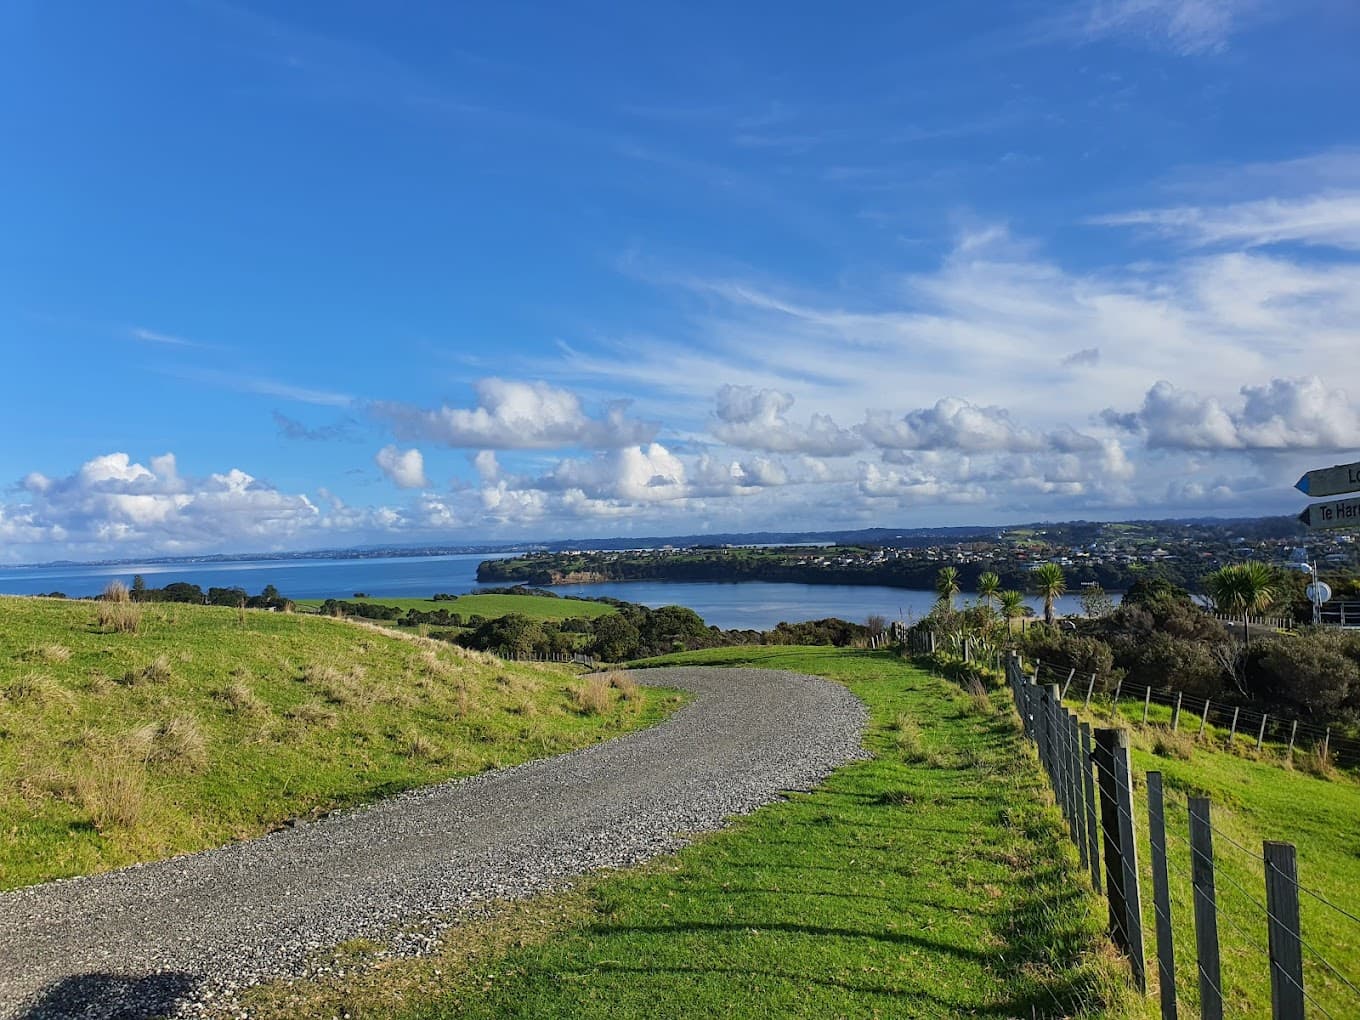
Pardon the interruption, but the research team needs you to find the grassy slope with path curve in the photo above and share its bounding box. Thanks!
[237,646,1133,1020]
[0,595,671,890]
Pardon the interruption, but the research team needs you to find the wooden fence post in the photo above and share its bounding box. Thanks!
[1041,684,1059,787]
[1070,712,1088,870]
[1188,797,1223,1020]
[1322,726,1331,765]
[1081,721,1101,893]
[1146,772,1178,1020]
[1228,706,1240,745]
[1143,685,1152,724]
[1084,671,1097,710]
[1264,841,1305,1020]
[1287,719,1298,757]
[1112,679,1122,706]
[1046,684,1063,805]
[1199,700,1210,740]
[1256,713,1268,751]
[1056,703,1074,835]
[1062,667,1076,699]
[1171,691,1183,733]
[1094,728,1147,991]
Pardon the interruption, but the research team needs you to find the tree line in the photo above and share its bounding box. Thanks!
[918,562,1360,729]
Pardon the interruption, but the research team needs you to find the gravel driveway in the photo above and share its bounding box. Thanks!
[0,666,866,1019]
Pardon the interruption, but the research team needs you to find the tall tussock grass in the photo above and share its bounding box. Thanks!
[606,671,640,701]
[569,675,614,715]
[120,654,172,686]
[96,581,142,633]
[2,672,70,706]
[75,757,148,831]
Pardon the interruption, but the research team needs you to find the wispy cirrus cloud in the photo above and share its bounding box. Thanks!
[1092,192,1360,251]
[127,326,204,348]
[165,367,354,407]
[1066,0,1261,55]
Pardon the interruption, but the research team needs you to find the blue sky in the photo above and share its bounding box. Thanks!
[3,0,1359,561]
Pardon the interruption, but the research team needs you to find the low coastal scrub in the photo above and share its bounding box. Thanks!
[0,596,680,890]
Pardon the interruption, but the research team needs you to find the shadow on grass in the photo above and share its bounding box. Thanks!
[584,918,997,961]
[18,971,197,1019]
[563,960,1103,1018]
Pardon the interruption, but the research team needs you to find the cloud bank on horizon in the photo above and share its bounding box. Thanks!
[2,0,1358,561]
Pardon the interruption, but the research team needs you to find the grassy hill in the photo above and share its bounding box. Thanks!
[294,593,616,623]
[1080,697,1360,1016]
[237,647,1130,1019]
[0,596,672,890]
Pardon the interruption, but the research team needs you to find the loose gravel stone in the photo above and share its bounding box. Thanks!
[0,667,867,1019]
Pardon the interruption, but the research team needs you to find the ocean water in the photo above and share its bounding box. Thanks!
[0,553,1104,631]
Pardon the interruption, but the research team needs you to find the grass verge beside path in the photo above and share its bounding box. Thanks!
[0,596,671,890]
[237,646,1130,1019]
[1071,697,1360,1017]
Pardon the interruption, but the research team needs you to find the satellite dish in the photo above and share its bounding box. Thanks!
[1306,581,1332,605]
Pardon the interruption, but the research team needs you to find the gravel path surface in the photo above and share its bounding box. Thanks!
[0,667,866,1019]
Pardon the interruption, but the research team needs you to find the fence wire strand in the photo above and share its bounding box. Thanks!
[1005,653,1360,1018]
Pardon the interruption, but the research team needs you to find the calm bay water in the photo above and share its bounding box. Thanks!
[0,553,504,602]
[546,579,1098,630]
[0,553,1102,630]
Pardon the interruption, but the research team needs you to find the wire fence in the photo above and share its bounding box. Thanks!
[1006,653,1360,1018]
[1022,658,1360,771]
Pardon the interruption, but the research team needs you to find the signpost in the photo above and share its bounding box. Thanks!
[1295,461,1360,498]
[1295,457,1358,626]
[1297,496,1360,531]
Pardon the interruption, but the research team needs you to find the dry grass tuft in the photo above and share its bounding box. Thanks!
[287,700,339,728]
[103,580,131,603]
[1151,727,1194,761]
[96,598,142,634]
[1299,746,1338,781]
[402,730,441,761]
[303,661,374,708]
[2,672,69,706]
[219,680,268,716]
[454,682,471,719]
[963,676,993,716]
[21,643,72,664]
[83,670,114,695]
[148,715,208,768]
[75,757,147,831]
[606,671,641,701]
[120,654,172,686]
[569,675,614,715]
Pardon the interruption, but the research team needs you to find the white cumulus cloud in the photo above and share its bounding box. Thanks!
[1107,376,1360,451]
[711,385,862,456]
[375,445,429,489]
[372,378,658,450]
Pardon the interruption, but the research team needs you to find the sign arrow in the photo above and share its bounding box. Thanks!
[1299,495,1360,531]
[1295,460,1360,498]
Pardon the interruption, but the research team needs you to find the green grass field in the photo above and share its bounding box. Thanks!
[294,593,616,622]
[0,596,671,890]
[238,646,1130,1020]
[1075,696,1360,1017]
